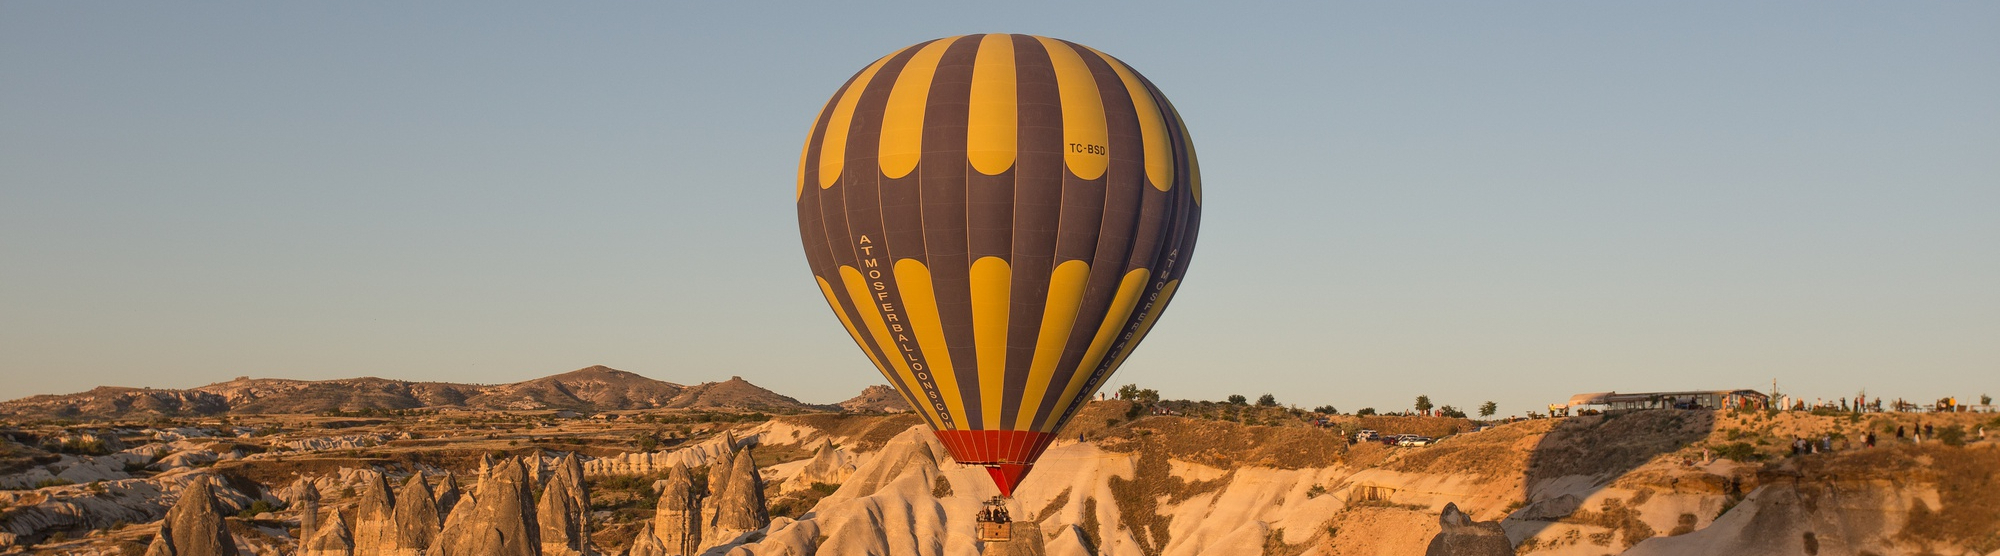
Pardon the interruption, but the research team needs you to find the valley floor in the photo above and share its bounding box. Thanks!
[3,403,1997,555]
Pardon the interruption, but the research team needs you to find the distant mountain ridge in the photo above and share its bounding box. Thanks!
[0,365,834,420]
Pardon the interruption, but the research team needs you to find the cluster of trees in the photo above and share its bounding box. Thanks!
[1111,385,1504,420]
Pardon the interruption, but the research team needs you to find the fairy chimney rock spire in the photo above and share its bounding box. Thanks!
[652,464,702,555]
[538,453,595,556]
[707,446,769,547]
[625,522,670,556]
[350,471,397,555]
[392,473,442,554]
[434,458,540,556]
[433,472,463,522]
[146,477,241,556]
[294,477,323,545]
[297,511,355,556]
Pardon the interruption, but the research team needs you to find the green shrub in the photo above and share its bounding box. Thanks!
[1936,425,1966,447]
[46,438,110,456]
[633,433,660,452]
[236,499,276,519]
[1712,442,1762,462]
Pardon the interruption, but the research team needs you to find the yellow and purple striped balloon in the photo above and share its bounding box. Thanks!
[796,34,1201,496]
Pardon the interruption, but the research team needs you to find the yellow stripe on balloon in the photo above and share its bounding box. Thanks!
[1015,259,1090,430]
[1041,268,1151,432]
[892,258,971,429]
[1035,37,1108,181]
[797,98,830,200]
[1085,47,1172,191]
[819,275,930,415]
[966,34,1018,176]
[968,256,1011,427]
[1101,278,1180,379]
[838,266,946,428]
[818,47,905,189]
[1167,103,1201,205]
[878,37,960,180]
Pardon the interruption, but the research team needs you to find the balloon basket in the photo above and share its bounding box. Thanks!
[975,496,1013,542]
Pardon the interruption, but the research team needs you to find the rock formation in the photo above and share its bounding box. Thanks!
[787,440,855,491]
[297,511,354,556]
[696,441,735,543]
[706,446,768,547]
[651,465,701,555]
[581,428,743,477]
[623,522,670,556]
[529,448,548,490]
[538,453,595,556]
[349,471,397,555]
[708,432,737,483]
[0,366,836,421]
[1425,502,1513,556]
[704,433,737,495]
[837,384,911,413]
[435,457,539,556]
[294,478,321,545]
[393,473,443,554]
[434,472,462,523]
[143,478,239,556]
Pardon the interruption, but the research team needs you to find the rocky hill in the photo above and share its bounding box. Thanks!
[0,366,826,420]
[461,366,686,411]
[660,376,826,412]
[836,384,911,413]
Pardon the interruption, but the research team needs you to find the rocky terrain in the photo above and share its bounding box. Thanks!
[0,367,831,420]
[2,382,1996,555]
[836,385,912,414]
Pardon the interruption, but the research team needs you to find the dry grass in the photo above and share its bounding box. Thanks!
[1810,443,2000,553]
[1095,414,1347,470]
[1560,496,1656,549]
[1385,418,1552,478]
[1526,410,1711,481]
[0,435,57,476]
[1344,415,1478,438]
[748,441,820,469]
[776,413,922,452]
[1068,404,1352,556]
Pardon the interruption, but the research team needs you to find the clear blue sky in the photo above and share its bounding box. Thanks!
[3,2,1995,415]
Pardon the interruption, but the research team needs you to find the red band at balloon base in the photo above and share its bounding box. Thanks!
[932,430,1058,497]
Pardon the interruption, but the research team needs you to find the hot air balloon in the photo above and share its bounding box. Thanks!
[796,34,1201,500]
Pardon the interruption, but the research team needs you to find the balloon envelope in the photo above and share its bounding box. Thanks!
[796,34,1201,496]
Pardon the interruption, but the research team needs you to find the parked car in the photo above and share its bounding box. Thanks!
[1354,430,1380,442]
[1397,436,1435,447]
